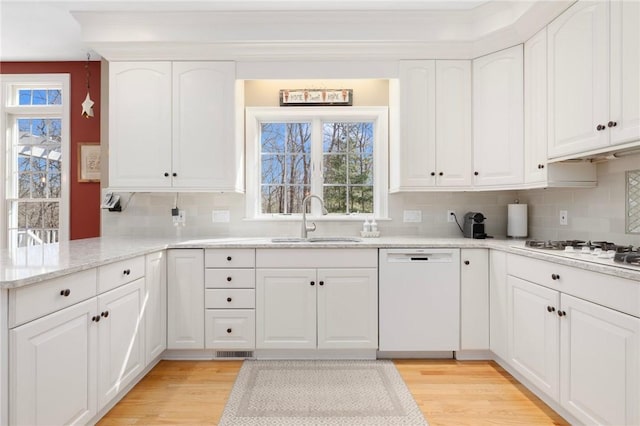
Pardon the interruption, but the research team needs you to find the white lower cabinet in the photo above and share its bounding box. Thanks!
[144,251,167,364]
[167,249,204,349]
[316,269,378,349]
[205,310,255,349]
[204,248,256,350]
[505,254,640,425]
[507,275,560,400]
[460,249,489,351]
[560,293,639,426]
[97,279,146,409]
[10,298,98,426]
[9,271,148,424]
[256,263,377,350]
[489,250,508,360]
[256,269,320,349]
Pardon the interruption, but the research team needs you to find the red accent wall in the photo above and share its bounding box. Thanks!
[0,61,101,239]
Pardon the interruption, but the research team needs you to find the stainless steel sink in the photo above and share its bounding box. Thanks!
[270,237,363,243]
[270,237,307,243]
[306,237,363,243]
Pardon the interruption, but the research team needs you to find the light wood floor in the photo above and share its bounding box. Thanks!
[98,359,568,426]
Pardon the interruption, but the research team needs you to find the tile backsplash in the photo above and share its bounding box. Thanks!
[102,153,640,245]
[515,153,640,246]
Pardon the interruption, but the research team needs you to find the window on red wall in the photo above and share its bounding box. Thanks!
[0,74,70,249]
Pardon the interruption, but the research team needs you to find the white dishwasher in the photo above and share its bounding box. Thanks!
[379,248,460,352]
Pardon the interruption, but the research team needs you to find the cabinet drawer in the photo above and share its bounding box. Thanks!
[205,289,255,309]
[205,269,255,288]
[205,249,255,268]
[507,254,640,317]
[9,269,98,328]
[256,248,378,268]
[98,256,145,293]
[205,309,255,349]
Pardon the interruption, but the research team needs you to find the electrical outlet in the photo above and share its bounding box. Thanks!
[447,210,455,223]
[212,210,230,223]
[559,210,568,226]
[403,210,422,223]
[173,209,186,226]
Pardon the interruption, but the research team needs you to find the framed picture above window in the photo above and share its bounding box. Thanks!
[78,142,101,182]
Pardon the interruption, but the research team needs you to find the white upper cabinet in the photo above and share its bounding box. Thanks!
[436,60,473,187]
[524,29,549,184]
[109,62,173,189]
[548,0,639,158]
[109,61,243,192]
[391,59,471,191]
[473,45,524,187]
[393,60,436,190]
[610,0,640,146]
[172,62,241,190]
[524,28,597,187]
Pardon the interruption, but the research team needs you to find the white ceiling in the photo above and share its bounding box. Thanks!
[0,0,569,62]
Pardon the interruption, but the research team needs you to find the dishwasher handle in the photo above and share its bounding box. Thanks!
[384,250,455,263]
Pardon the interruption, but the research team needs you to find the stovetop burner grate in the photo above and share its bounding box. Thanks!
[524,240,639,266]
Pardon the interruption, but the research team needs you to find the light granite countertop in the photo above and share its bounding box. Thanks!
[1,236,638,289]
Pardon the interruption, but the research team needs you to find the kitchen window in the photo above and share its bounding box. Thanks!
[0,74,70,249]
[245,107,388,219]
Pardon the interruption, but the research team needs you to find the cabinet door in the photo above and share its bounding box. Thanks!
[547,1,609,157]
[316,268,378,349]
[524,28,548,184]
[436,60,472,187]
[507,276,560,400]
[460,249,489,350]
[109,62,172,189]
[393,60,436,190]
[473,45,524,186]
[172,62,240,190]
[489,250,508,360]
[256,269,316,349]
[610,0,640,146]
[145,251,167,364]
[10,298,98,426]
[560,294,640,426]
[97,278,145,410]
[167,249,204,349]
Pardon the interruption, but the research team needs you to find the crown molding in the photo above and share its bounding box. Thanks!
[72,1,573,62]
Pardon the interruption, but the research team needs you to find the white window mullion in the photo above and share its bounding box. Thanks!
[310,117,324,216]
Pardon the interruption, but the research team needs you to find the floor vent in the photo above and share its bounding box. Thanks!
[215,351,254,359]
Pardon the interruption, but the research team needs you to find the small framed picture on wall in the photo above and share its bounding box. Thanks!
[78,142,101,182]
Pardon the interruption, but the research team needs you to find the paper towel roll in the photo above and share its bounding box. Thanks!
[507,204,528,238]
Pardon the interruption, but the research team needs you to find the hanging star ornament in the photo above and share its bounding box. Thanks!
[82,92,94,118]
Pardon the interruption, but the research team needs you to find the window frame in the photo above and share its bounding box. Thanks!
[0,74,70,249]
[245,106,388,220]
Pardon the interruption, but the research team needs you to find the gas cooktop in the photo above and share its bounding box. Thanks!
[516,240,640,270]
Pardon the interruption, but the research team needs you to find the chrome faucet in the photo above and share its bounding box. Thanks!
[301,194,328,238]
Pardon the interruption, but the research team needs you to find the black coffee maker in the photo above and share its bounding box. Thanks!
[463,212,487,239]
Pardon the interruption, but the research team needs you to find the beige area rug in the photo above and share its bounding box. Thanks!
[218,360,429,425]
